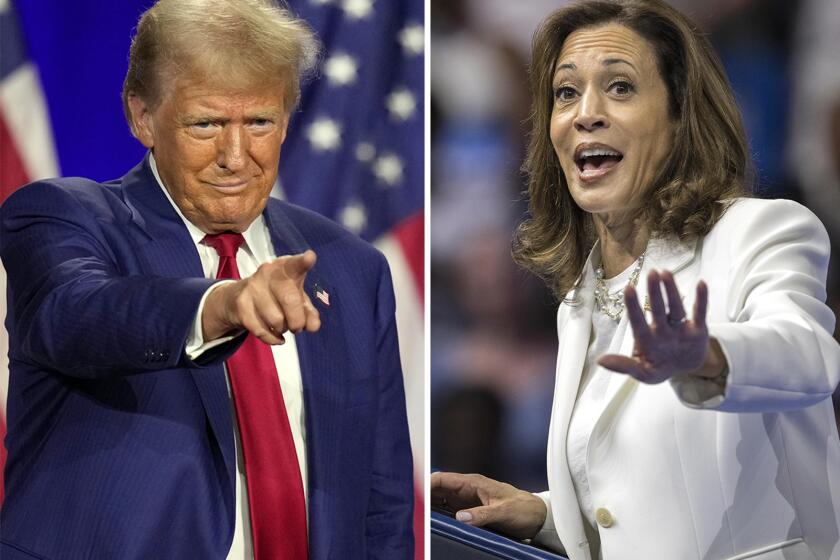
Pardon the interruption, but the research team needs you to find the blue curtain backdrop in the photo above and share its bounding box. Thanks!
[14,1,151,181]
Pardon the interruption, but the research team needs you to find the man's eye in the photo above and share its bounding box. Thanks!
[554,86,577,101]
[253,119,270,126]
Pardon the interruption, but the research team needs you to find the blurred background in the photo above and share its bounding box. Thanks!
[430,0,840,492]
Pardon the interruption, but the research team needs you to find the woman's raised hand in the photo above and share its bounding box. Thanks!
[599,269,726,384]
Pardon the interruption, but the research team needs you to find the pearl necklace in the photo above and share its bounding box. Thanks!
[594,251,646,321]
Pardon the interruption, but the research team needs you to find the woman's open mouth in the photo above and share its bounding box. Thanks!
[574,144,624,182]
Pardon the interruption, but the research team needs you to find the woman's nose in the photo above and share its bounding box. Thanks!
[573,90,609,132]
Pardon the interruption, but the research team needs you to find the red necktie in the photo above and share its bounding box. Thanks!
[204,232,308,560]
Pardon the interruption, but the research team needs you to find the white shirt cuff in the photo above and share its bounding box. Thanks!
[186,280,239,360]
[670,336,733,409]
[530,491,565,552]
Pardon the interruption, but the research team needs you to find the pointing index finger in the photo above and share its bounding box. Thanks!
[279,249,317,280]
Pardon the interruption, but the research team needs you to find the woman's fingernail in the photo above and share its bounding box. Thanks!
[456,511,473,522]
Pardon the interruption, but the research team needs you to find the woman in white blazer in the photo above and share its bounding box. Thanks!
[431,1,840,559]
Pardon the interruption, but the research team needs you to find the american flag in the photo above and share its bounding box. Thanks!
[0,0,61,504]
[0,0,424,556]
[282,5,424,556]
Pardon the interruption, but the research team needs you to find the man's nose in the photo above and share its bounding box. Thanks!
[217,126,248,172]
[573,89,609,132]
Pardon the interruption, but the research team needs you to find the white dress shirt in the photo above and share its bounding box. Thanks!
[150,155,308,560]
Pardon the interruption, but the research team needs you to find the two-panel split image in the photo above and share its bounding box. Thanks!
[0,1,839,559]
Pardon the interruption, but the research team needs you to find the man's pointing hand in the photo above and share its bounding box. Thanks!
[202,249,321,344]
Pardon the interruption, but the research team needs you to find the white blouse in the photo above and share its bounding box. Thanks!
[565,261,637,556]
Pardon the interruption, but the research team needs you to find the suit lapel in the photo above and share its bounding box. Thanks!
[552,267,595,461]
[263,202,341,558]
[121,156,237,500]
[547,259,595,550]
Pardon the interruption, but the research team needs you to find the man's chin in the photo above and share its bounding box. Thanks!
[177,190,271,233]
[209,206,269,234]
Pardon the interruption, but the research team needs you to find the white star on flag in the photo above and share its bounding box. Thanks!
[339,200,368,234]
[373,153,404,186]
[342,0,373,20]
[324,53,358,86]
[386,88,416,121]
[355,142,376,162]
[305,117,342,151]
[398,24,424,56]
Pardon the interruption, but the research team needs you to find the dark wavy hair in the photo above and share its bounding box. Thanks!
[512,0,751,300]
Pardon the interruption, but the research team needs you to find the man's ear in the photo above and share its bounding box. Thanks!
[127,93,155,148]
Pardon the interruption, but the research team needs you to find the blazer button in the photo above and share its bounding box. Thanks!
[595,508,614,528]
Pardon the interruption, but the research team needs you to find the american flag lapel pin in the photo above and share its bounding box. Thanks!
[313,282,330,307]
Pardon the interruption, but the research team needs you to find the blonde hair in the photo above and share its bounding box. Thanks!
[512,0,751,300]
[122,0,319,132]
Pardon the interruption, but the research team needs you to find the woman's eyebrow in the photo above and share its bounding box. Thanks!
[554,58,637,75]
[603,58,637,71]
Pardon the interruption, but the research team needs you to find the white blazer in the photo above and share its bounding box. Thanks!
[536,198,840,560]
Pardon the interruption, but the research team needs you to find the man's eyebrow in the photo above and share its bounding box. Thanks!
[248,110,281,119]
[182,111,223,120]
[603,58,637,71]
[556,62,576,72]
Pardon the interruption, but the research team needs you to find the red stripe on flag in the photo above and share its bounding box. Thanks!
[0,108,30,504]
[390,212,425,558]
[0,111,31,203]
[392,212,424,303]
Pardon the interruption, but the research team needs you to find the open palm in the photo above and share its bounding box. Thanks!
[599,269,709,384]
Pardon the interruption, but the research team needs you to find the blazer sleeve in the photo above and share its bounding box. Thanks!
[0,180,223,378]
[671,199,840,412]
[364,252,415,558]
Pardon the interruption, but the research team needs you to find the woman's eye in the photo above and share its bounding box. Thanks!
[609,81,634,95]
[554,86,577,101]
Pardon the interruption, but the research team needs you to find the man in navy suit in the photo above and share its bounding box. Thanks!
[0,1,413,558]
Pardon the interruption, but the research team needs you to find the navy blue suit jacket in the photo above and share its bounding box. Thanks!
[0,158,414,559]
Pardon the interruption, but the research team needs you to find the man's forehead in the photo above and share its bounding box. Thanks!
[162,77,288,112]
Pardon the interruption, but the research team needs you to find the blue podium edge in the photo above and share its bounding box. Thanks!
[430,511,567,560]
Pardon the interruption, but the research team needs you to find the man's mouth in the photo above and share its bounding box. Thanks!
[574,144,624,179]
[207,179,251,193]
